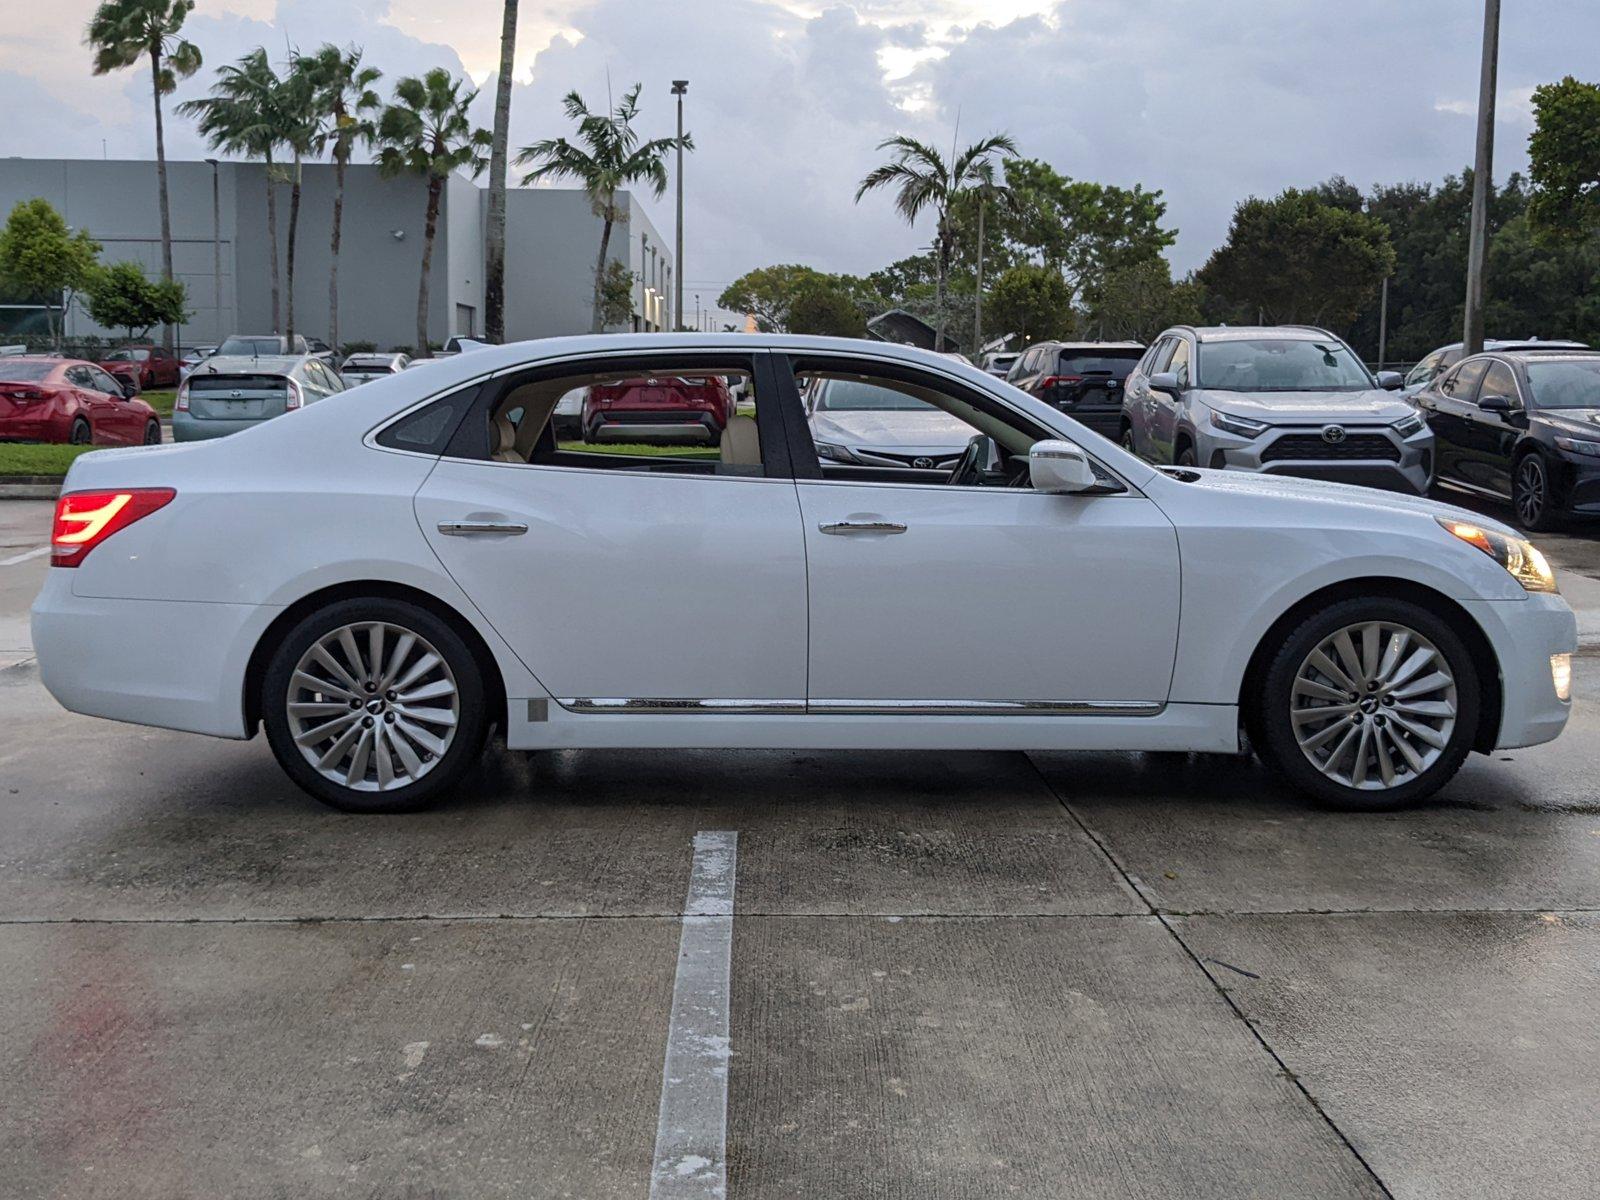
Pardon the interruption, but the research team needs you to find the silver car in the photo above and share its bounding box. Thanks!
[804,376,976,469]
[1120,325,1433,495]
[340,352,411,386]
[173,352,347,441]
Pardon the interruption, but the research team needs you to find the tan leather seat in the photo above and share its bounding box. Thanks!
[720,415,761,468]
[491,413,520,463]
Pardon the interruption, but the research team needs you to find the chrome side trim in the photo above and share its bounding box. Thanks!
[807,698,1163,717]
[557,697,1163,717]
[560,698,805,715]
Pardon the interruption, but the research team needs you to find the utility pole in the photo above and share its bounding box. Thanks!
[1377,275,1389,370]
[672,80,688,332]
[1462,0,1500,356]
[973,196,985,352]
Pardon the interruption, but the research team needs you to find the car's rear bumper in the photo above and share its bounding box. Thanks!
[585,412,720,443]
[1460,592,1577,750]
[0,418,69,442]
[171,412,272,441]
[30,570,266,738]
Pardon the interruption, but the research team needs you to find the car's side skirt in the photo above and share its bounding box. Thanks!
[556,697,1164,718]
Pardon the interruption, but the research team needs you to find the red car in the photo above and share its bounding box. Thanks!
[99,343,182,391]
[582,375,734,445]
[0,357,162,446]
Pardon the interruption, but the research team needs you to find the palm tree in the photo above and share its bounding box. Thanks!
[303,44,382,354]
[180,49,288,332]
[85,0,201,351]
[484,0,518,345]
[516,84,692,333]
[856,131,1018,351]
[278,57,319,343]
[377,69,492,356]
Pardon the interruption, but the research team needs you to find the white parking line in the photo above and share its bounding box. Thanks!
[650,830,738,1200]
[0,546,49,567]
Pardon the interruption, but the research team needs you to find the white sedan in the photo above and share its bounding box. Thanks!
[31,334,1576,813]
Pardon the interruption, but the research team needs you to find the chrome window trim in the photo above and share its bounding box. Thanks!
[557,697,1164,717]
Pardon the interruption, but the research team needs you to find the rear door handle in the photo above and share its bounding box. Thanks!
[819,520,907,535]
[437,521,528,536]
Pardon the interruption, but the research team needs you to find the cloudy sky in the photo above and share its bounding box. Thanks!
[6,0,1600,311]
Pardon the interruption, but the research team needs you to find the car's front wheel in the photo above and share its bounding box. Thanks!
[1253,597,1480,810]
[1513,451,1560,532]
[261,598,490,812]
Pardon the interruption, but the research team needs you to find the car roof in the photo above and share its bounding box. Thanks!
[344,354,400,364]
[1486,349,1600,364]
[1176,325,1341,343]
[1047,341,1145,350]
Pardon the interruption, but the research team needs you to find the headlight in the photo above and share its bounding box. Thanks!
[1554,436,1600,458]
[1209,409,1269,438]
[1437,518,1558,594]
[814,441,858,463]
[1393,410,1426,437]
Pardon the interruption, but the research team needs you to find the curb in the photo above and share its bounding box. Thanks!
[0,479,62,500]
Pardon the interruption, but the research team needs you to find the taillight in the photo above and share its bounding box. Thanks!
[285,379,303,410]
[51,488,175,567]
[1,386,43,402]
[1040,375,1084,390]
[174,382,189,412]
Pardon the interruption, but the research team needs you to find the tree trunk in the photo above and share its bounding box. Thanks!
[266,150,281,333]
[285,155,302,342]
[329,153,346,352]
[484,0,518,345]
[150,46,175,352]
[933,216,950,352]
[973,198,985,352]
[417,175,443,356]
[591,210,613,333]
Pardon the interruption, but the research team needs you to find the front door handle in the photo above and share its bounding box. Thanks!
[819,520,907,535]
[437,521,528,536]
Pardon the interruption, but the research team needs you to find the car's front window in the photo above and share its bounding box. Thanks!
[816,380,935,412]
[1197,339,1374,392]
[1524,360,1600,409]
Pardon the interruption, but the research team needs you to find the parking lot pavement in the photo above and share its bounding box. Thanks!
[3,492,1600,1197]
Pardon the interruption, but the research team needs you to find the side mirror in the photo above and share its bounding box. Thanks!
[1029,439,1098,494]
[119,380,138,400]
[1478,394,1513,414]
[1376,370,1403,391]
[1148,371,1180,395]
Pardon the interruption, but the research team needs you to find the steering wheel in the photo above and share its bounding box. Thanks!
[946,435,989,488]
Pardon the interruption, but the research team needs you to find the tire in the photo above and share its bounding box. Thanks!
[1175,442,1196,468]
[261,597,490,813]
[1512,451,1560,532]
[143,420,161,445]
[1253,596,1480,811]
[69,418,91,446]
[1120,425,1136,454]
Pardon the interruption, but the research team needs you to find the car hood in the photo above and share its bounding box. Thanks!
[1159,464,1522,538]
[1539,408,1600,438]
[1194,388,1414,424]
[810,409,976,451]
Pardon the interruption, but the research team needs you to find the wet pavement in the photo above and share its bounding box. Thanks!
[2,495,1599,1198]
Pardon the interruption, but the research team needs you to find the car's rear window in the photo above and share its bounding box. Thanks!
[1058,350,1142,378]
[217,336,284,356]
[189,374,288,394]
[0,361,56,382]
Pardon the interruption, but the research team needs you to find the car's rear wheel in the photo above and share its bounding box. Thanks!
[143,419,161,445]
[1253,597,1480,810]
[261,598,489,813]
[69,418,91,445]
[1513,451,1560,532]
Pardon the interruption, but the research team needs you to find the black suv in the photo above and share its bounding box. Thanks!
[1005,341,1145,439]
[1413,348,1600,530]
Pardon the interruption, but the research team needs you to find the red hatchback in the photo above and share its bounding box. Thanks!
[582,375,734,445]
[99,343,182,391]
[0,357,161,446]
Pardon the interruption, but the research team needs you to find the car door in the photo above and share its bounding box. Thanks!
[86,366,140,442]
[779,353,1180,708]
[64,366,113,442]
[1149,337,1190,461]
[1465,359,1524,496]
[1123,338,1169,457]
[1423,359,1489,485]
[413,350,810,707]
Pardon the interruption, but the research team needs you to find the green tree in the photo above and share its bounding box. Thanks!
[85,0,200,350]
[596,260,636,329]
[484,0,519,343]
[378,68,493,355]
[0,199,101,349]
[1092,258,1203,342]
[85,260,187,339]
[718,264,879,333]
[180,48,289,332]
[517,84,692,333]
[1198,189,1395,327]
[303,43,382,351]
[786,280,868,337]
[986,263,1073,343]
[855,131,1018,352]
[1528,76,1600,241]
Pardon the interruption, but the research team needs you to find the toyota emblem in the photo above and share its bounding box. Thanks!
[913,456,934,469]
[1321,425,1347,445]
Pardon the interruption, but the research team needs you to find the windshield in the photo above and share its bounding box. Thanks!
[1197,339,1374,392]
[0,361,56,382]
[217,336,283,356]
[1525,360,1600,409]
[815,379,932,411]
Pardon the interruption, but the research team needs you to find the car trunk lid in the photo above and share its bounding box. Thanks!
[185,373,291,421]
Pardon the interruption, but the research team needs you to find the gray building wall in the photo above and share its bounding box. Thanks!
[0,158,672,350]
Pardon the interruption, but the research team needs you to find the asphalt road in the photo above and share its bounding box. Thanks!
[2,495,1599,1199]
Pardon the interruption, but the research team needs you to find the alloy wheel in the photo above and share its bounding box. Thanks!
[1289,620,1457,791]
[286,621,460,793]
[1515,456,1546,527]
[69,421,91,445]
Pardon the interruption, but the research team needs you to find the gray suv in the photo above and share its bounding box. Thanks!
[1119,325,1433,495]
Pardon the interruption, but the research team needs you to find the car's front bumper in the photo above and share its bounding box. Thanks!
[1460,591,1577,749]
[1197,423,1432,495]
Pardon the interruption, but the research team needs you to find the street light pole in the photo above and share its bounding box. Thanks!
[672,80,688,332]
[207,158,222,344]
[1462,0,1501,356]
